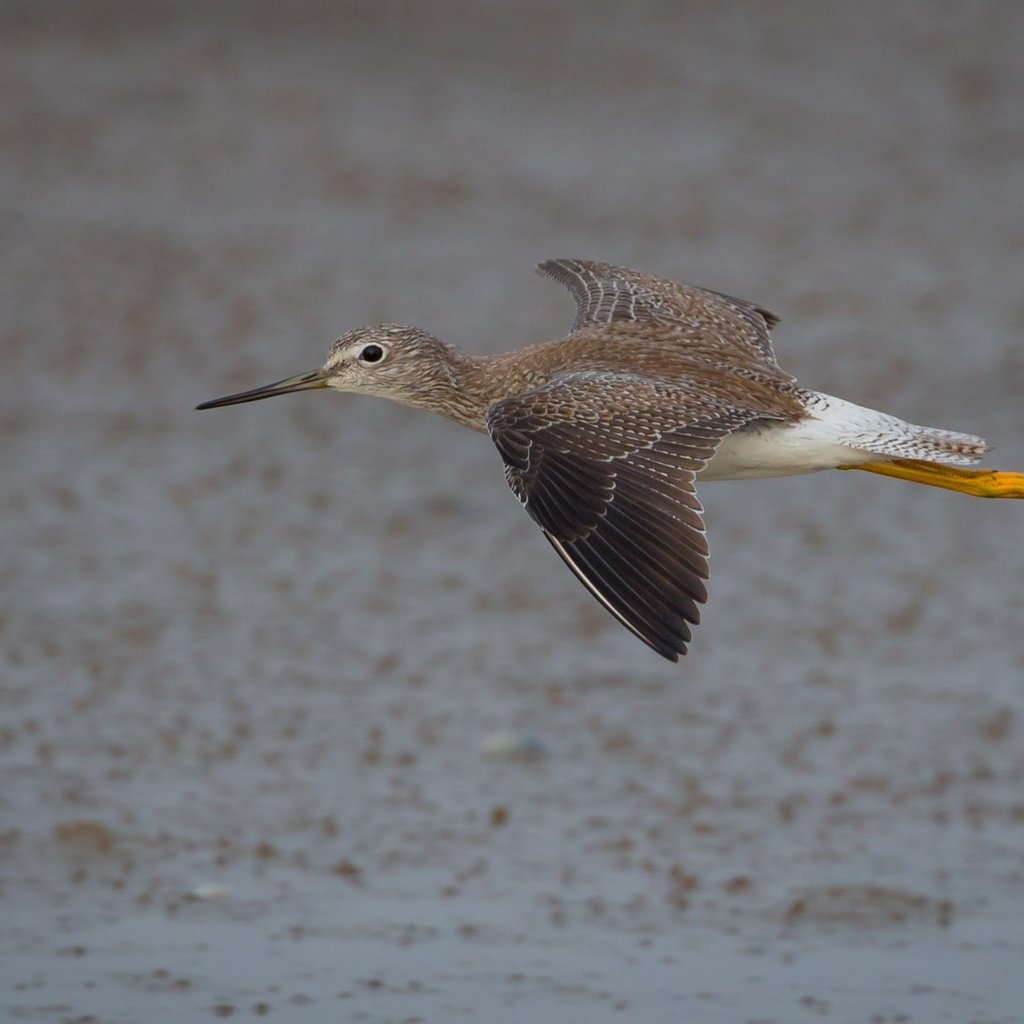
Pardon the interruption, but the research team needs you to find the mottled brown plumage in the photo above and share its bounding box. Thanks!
[198,259,1022,661]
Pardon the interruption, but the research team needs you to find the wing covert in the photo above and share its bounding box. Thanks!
[537,257,785,370]
[487,372,765,661]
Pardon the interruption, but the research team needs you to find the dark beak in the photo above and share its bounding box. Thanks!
[196,369,329,410]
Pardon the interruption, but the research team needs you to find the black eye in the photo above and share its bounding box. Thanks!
[358,343,384,364]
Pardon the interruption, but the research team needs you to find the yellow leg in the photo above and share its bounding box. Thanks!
[842,458,1024,498]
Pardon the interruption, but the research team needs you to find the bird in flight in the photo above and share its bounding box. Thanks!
[198,259,1023,661]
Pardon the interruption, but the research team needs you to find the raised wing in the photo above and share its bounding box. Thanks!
[486,372,765,661]
[537,258,785,371]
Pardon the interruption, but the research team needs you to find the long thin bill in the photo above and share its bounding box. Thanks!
[196,369,329,410]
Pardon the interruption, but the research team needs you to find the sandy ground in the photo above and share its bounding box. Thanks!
[3,2,1024,1021]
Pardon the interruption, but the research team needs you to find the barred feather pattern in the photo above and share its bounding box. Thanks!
[800,391,989,466]
[487,372,776,660]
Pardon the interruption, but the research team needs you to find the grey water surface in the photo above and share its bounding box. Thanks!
[3,3,1023,1021]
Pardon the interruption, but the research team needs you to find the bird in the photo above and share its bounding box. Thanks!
[197,259,1023,661]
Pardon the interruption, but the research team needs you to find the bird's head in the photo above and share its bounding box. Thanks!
[197,325,461,413]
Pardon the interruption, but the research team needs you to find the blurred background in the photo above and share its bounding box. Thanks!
[3,2,1023,1021]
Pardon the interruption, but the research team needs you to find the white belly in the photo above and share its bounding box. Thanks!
[698,392,985,480]
[700,417,876,481]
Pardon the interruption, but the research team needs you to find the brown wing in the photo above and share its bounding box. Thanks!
[486,372,766,661]
[537,258,786,371]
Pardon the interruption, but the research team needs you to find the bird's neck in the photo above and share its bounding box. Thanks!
[419,345,549,433]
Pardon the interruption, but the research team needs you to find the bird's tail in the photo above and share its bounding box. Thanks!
[840,418,1024,498]
[812,393,1023,498]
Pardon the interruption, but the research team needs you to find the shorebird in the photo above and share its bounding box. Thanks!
[197,259,1023,661]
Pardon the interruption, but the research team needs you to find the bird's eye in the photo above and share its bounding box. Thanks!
[358,343,385,364]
